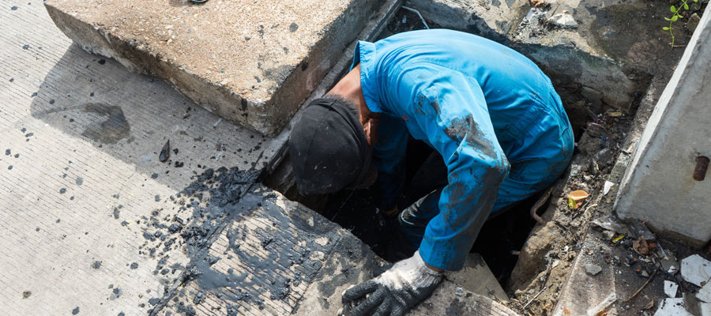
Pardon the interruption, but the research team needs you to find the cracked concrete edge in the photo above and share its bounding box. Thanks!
[44,0,381,136]
[262,0,404,175]
[410,282,520,316]
[448,253,510,302]
[295,242,520,316]
[405,0,529,43]
[552,232,615,316]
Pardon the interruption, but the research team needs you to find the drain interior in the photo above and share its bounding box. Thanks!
[263,6,652,295]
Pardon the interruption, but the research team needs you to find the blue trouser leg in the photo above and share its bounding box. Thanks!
[398,188,443,251]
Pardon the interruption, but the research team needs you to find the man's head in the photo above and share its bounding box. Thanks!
[288,95,375,195]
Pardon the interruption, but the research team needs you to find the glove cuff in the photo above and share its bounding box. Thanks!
[414,250,444,276]
[412,251,443,289]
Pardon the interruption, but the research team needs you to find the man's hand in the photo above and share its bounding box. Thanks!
[341,251,443,316]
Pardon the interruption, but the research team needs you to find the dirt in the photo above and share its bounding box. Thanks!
[502,109,634,314]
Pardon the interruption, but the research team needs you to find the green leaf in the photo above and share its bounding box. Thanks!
[684,3,690,10]
[671,15,679,22]
[665,17,672,21]
[670,5,678,12]
[693,0,699,3]
[663,26,671,30]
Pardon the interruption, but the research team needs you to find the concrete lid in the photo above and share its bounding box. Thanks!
[48,0,342,101]
[45,0,382,135]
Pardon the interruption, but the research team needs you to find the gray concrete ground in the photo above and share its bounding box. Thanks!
[0,2,272,314]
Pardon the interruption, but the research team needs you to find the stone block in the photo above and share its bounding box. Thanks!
[45,0,382,136]
[448,253,509,302]
[616,5,711,246]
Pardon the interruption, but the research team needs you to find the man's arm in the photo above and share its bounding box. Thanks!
[341,64,510,316]
[400,64,510,271]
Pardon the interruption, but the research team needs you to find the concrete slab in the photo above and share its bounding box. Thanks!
[157,186,386,315]
[616,4,711,246]
[44,0,383,136]
[0,2,275,314]
[552,233,616,316]
[155,185,517,315]
[410,282,518,316]
[297,251,517,316]
[448,253,509,302]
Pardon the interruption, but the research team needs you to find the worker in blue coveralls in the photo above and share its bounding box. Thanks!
[288,29,574,315]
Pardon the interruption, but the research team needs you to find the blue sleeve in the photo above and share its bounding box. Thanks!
[386,63,511,271]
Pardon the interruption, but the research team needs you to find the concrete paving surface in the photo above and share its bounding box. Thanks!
[44,0,383,136]
[0,1,272,314]
[1,1,522,315]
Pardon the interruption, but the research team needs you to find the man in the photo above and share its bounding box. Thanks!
[288,29,574,315]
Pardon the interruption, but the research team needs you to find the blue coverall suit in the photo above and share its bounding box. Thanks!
[353,29,574,271]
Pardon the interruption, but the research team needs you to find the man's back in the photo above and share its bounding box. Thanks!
[359,29,570,162]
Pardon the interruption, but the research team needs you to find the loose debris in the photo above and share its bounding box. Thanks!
[584,263,602,276]
[159,140,170,162]
[633,237,652,256]
[586,293,616,316]
[654,298,693,316]
[624,269,656,303]
[602,181,614,195]
[663,280,678,298]
[680,254,711,286]
[547,13,578,29]
[567,189,589,209]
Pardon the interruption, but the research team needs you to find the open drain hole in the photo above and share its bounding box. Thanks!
[316,139,543,285]
[263,6,652,294]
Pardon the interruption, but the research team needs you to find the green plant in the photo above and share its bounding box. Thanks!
[663,0,699,47]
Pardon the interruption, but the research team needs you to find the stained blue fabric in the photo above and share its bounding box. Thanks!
[353,29,574,271]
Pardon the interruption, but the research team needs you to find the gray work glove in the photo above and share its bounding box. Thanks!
[341,251,443,316]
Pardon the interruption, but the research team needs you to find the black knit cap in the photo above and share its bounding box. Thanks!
[288,96,371,195]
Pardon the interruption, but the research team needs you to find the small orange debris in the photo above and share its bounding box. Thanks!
[633,237,651,255]
[567,190,590,209]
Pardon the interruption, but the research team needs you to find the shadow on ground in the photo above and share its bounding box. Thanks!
[28,44,272,194]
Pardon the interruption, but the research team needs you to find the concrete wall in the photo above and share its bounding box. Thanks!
[615,5,711,246]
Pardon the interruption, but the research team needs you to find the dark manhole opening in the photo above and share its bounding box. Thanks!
[315,138,541,285]
[264,6,651,293]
